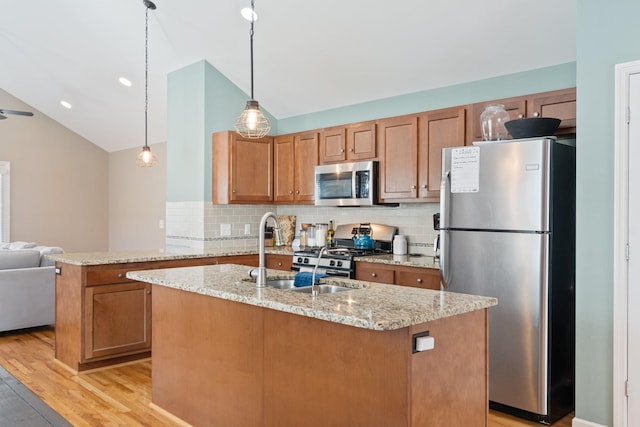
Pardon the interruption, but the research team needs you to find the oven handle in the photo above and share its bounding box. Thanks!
[294,266,352,278]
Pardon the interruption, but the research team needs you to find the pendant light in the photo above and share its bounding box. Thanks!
[137,0,158,167]
[234,0,271,139]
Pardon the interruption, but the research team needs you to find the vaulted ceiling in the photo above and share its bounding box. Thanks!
[0,0,576,152]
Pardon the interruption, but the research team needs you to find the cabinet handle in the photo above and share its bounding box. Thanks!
[118,273,125,278]
[232,189,237,193]
[533,111,540,117]
[341,148,345,153]
[296,190,300,194]
[417,278,423,283]
[349,148,354,152]
[371,273,377,277]
[277,262,283,266]
[422,184,427,189]
[518,113,524,119]
[411,185,416,189]
[289,190,293,194]
[146,290,151,295]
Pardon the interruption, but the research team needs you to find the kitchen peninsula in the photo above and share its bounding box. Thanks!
[128,263,496,427]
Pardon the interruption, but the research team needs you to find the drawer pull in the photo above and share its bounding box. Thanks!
[118,273,125,278]
[417,278,423,283]
[371,273,377,277]
[277,262,283,266]
[146,290,151,295]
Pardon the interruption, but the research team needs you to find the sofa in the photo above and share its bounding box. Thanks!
[0,241,64,332]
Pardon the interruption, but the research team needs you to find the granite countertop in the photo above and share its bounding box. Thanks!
[354,253,440,269]
[127,264,496,331]
[47,247,296,266]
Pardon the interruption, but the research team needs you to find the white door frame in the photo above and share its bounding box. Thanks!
[613,59,640,427]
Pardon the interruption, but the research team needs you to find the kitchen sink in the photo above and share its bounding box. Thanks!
[264,278,297,290]
[288,284,352,294]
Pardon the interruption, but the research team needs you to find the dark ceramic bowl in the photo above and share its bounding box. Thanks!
[504,117,561,139]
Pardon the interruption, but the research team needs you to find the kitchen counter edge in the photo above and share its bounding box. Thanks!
[127,264,496,331]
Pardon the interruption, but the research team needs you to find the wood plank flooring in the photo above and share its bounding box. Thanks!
[0,327,573,427]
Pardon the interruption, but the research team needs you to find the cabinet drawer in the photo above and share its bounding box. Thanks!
[355,263,395,284]
[395,268,440,290]
[86,266,134,285]
[266,254,292,271]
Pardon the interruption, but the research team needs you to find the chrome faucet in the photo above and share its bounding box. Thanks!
[256,212,283,288]
[311,247,329,296]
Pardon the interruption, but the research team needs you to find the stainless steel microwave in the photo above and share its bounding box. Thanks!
[314,161,380,206]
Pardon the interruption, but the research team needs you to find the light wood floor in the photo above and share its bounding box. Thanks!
[0,327,573,427]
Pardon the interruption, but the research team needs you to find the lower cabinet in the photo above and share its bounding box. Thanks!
[55,254,259,372]
[84,281,151,360]
[356,261,440,290]
[265,253,293,271]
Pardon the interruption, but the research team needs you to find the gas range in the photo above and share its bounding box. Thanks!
[291,223,397,279]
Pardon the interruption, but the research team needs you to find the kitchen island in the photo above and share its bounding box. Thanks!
[128,263,497,427]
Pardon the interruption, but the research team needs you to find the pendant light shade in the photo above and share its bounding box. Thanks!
[235,0,271,139]
[137,0,157,167]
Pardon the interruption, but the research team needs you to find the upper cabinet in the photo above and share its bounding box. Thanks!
[320,121,377,164]
[468,88,576,144]
[212,131,273,204]
[274,131,318,204]
[378,107,466,203]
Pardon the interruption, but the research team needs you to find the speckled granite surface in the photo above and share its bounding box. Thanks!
[355,253,440,269]
[47,247,295,266]
[128,264,496,331]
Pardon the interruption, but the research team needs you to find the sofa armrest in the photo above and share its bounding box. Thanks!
[0,266,56,332]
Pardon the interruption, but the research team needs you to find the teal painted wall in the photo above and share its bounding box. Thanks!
[167,60,276,202]
[278,62,575,134]
[576,0,640,425]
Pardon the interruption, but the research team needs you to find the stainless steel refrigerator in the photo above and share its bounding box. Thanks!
[439,137,575,424]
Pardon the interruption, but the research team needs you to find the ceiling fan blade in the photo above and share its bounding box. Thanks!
[0,109,34,117]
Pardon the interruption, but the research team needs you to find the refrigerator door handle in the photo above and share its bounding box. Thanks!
[439,169,450,229]
[439,229,449,289]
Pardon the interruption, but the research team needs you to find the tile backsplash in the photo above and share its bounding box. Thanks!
[166,201,440,255]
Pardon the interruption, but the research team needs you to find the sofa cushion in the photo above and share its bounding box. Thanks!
[0,249,41,270]
[6,241,38,250]
[34,246,64,267]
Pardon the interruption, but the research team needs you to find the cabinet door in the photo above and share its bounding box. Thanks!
[527,87,576,129]
[294,131,319,203]
[266,254,293,271]
[355,262,395,284]
[395,267,440,290]
[320,126,347,164]
[347,121,377,160]
[418,107,467,200]
[377,115,418,201]
[231,135,274,203]
[84,282,151,361]
[468,97,527,144]
[274,135,295,202]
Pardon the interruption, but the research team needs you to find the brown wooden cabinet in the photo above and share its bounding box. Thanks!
[265,253,292,271]
[320,121,377,164]
[355,261,440,290]
[212,131,273,204]
[468,87,576,144]
[274,131,318,204]
[378,107,466,203]
[54,254,259,372]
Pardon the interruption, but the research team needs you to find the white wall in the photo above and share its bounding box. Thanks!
[0,89,108,252]
[108,143,166,251]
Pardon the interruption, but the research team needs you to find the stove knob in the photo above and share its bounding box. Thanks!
[329,260,336,267]
[297,257,304,263]
[336,260,343,267]
[303,258,310,264]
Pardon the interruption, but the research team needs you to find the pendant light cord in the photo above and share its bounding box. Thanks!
[144,3,150,149]
[249,0,255,100]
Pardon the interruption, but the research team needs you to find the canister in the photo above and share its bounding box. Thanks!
[393,235,408,255]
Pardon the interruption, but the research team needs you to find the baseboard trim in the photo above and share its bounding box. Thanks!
[572,417,608,427]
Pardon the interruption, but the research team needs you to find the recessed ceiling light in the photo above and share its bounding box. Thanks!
[60,100,72,109]
[241,7,258,22]
[119,77,132,87]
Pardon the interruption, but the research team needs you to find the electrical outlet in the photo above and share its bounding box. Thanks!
[220,223,232,236]
[159,219,165,229]
[244,224,251,235]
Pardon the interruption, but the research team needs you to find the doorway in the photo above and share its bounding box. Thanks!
[614,59,640,427]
